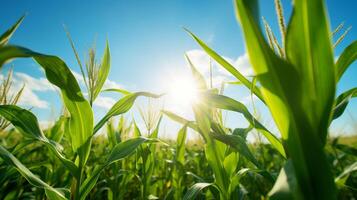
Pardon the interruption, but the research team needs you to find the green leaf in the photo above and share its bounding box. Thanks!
[223,152,238,177]
[106,119,117,147]
[92,40,111,101]
[232,125,253,139]
[286,0,337,144]
[185,29,264,102]
[333,87,357,119]
[210,123,275,183]
[163,109,274,182]
[102,88,131,95]
[94,92,162,134]
[210,128,259,167]
[0,105,46,141]
[0,105,79,177]
[107,137,148,164]
[200,92,285,157]
[335,161,357,187]
[0,145,67,200]
[185,54,207,90]
[79,137,149,200]
[0,46,85,100]
[183,183,215,200]
[176,125,187,165]
[268,160,302,200]
[150,115,162,139]
[235,0,337,199]
[192,99,228,196]
[335,143,357,156]
[0,45,94,168]
[235,0,300,140]
[162,110,197,129]
[229,168,261,195]
[285,0,336,139]
[133,120,142,137]
[45,188,70,200]
[0,15,25,46]
[336,40,357,80]
[47,116,66,142]
[163,110,254,163]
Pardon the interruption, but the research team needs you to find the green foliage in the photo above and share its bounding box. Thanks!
[0,1,356,199]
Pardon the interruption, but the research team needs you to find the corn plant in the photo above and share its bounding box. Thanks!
[0,16,161,200]
[184,0,356,199]
[137,99,163,199]
[0,2,356,199]
[163,54,280,199]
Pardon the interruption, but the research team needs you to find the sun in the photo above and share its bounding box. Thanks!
[166,76,200,109]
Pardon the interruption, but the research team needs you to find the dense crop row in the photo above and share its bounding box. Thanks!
[0,0,356,199]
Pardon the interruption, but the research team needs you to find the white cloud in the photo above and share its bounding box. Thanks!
[71,70,125,90]
[240,94,259,105]
[103,79,124,90]
[18,87,50,108]
[14,72,55,92]
[0,72,56,109]
[234,53,254,77]
[93,96,116,109]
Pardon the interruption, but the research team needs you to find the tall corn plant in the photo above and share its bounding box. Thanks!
[163,55,277,199]
[137,99,163,199]
[0,16,161,200]
[185,0,356,199]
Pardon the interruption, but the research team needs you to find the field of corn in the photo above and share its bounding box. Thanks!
[0,0,356,199]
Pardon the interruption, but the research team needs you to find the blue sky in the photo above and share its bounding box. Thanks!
[1,0,356,139]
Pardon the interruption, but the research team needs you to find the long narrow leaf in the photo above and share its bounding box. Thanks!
[79,137,150,200]
[92,41,111,101]
[0,15,25,46]
[235,0,337,199]
[333,87,357,119]
[0,105,79,177]
[183,183,215,200]
[336,40,357,80]
[94,92,162,134]
[0,145,67,200]
[185,29,265,102]
[0,45,93,168]
[200,92,285,157]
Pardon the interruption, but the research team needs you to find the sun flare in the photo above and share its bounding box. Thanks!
[166,76,200,108]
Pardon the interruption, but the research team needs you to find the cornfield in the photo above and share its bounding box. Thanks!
[0,0,356,199]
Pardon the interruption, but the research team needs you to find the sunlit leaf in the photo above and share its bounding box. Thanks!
[185,28,264,102]
[183,182,215,200]
[0,105,79,177]
[92,41,111,101]
[336,40,357,80]
[235,0,337,198]
[333,87,357,119]
[335,161,357,187]
[94,92,162,134]
[0,15,25,46]
[200,92,285,157]
[0,45,94,168]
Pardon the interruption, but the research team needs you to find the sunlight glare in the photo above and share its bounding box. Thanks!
[167,77,200,108]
